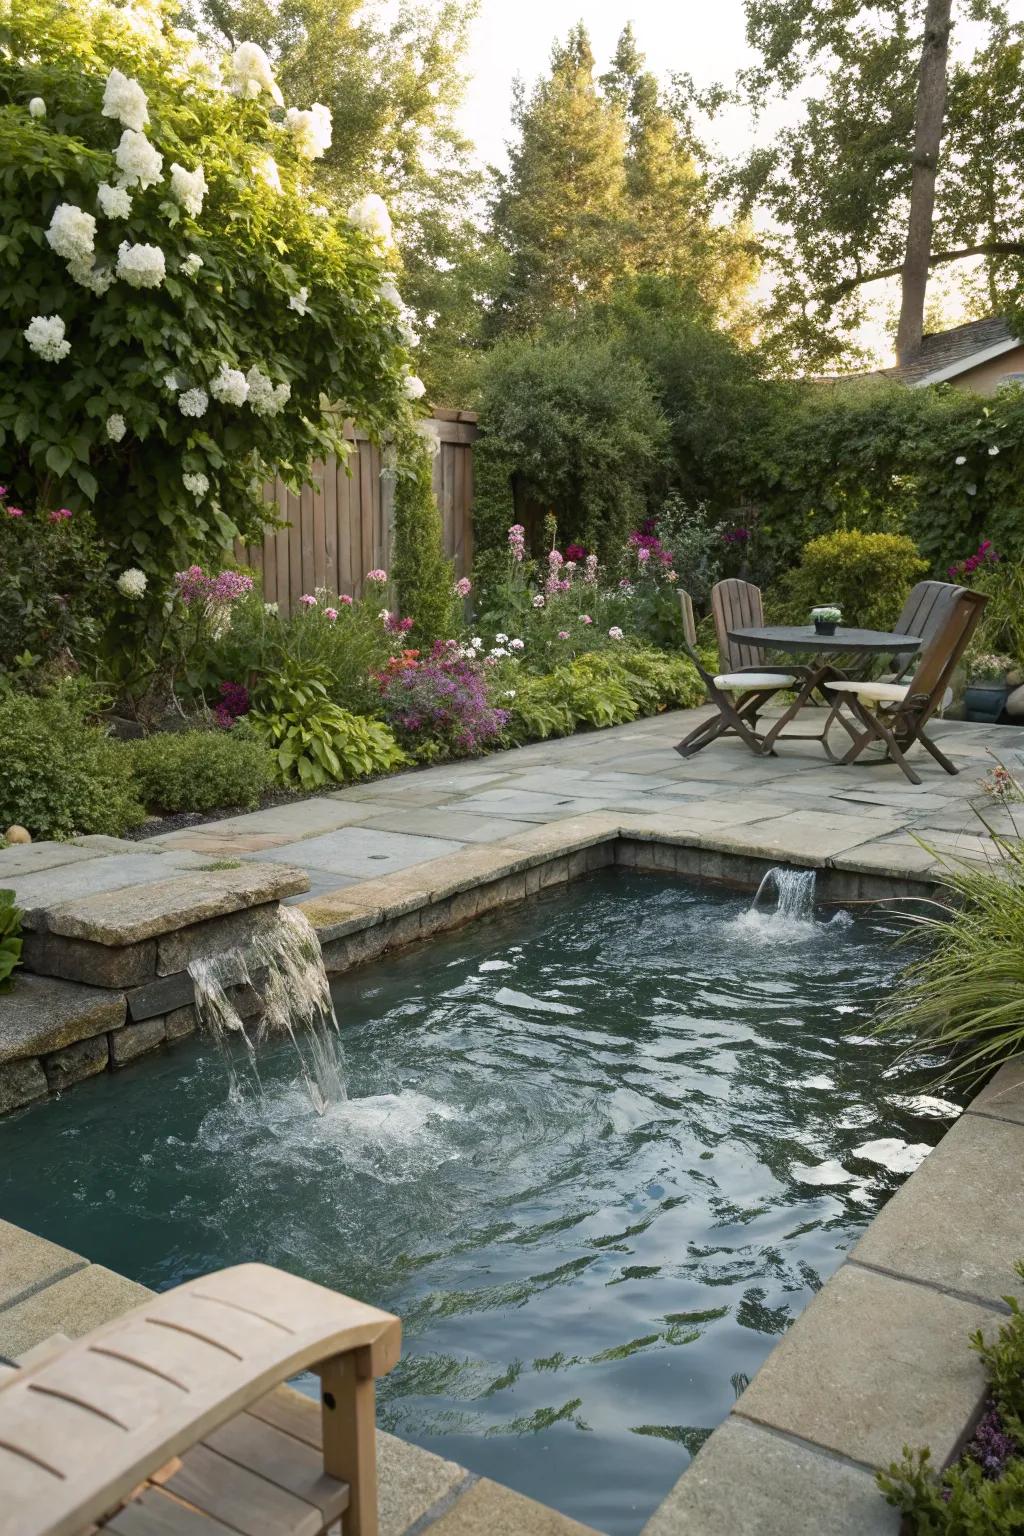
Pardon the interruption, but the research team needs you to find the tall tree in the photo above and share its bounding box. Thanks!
[896,0,953,360]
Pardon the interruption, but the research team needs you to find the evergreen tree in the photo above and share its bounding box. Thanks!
[391,449,458,649]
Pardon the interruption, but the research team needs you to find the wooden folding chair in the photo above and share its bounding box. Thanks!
[675,580,803,759]
[822,589,988,784]
[0,1263,400,1536]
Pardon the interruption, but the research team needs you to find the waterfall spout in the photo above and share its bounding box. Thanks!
[751,867,816,923]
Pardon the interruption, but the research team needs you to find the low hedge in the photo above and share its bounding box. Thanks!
[126,729,278,814]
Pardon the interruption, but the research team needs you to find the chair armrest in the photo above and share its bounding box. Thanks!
[0,1263,400,1536]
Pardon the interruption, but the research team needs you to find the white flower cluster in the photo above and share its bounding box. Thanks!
[286,102,332,160]
[378,278,402,308]
[178,387,208,417]
[69,258,114,294]
[97,182,133,219]
[170,162,207,218]
[183,472,209,498]
[255,156,282,193]
[106,412,127,441]
[246,365,290,416]
[29,97,46,119]
[289,287,310,316]
[402,373,426,402]
[102,68,149,132]
[24,314,70,362]
[180,252,203,278]
[231,42,283,105]
[46,203,96,264]
[117,240,166,288]
[210,364,249,406]
[348,193,392,245]
[117,567,148,598]
[115,128,163,190]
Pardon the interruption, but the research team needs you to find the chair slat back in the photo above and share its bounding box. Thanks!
[892,580,963,677]
[712,580,765,671]
[902,589,988,725]
[678,589,698,649]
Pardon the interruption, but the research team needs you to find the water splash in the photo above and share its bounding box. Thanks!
[753,867,816,922]
[729,867,853,945]
[188,906,347,1115]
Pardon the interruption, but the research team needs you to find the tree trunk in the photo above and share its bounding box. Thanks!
[895,0,953,364]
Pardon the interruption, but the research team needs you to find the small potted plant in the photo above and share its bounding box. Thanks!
[810,605,842,637]
[963,652,1014,723]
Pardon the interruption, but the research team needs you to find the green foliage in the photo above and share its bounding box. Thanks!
[249,659,405,788]
[959,558,1024,666]
[0,499,110,676]
[875,833,1024,1089]
[391,447,458,649]
[0,889,22,992]
[770,529,927,631]
[126,727,275,813]
[0,683,145,839]
[500,646,702,745]
[1,0,414,593]
[876,1262,1024,1532]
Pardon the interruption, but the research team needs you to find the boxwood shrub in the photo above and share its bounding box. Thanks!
[126,728,277,814]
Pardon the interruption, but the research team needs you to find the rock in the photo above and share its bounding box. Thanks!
[0,973,125,1067]
[1006,683,1024,719]
[109,1018,167,1066]
[44,1036,109,1091]
[21,932,156,989]
[5,826,31,845]
[1006,667,1024,688]
[0,1059,48,1114]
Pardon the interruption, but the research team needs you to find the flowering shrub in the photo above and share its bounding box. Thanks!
[0,491,110,674]
[949,539,1002,581]
[377,642,509,761]
[2,0,418,591]
[948,545,1024,666]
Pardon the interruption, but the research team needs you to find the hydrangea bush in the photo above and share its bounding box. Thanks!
[1,0,421,591]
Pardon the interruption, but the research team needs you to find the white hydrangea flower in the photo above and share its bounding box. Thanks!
[102,68,149,132]
[348,193,392,245]
[399,315,420,347]
[66,254,113,294]
[46,203,96,263]
[106,412,127,442]
[231,42,283,105]
[29,97,46,119]
[183,471,209,498]
[378,279,402,308]
[115,128,163,190]
[170,162,207,218]
[246,365,291,416]
[402,373,426,401]
[286,102,332,159]
[97,182,133,219]
[288,287,310,316]
[164,371,180,392]
[24,314,70,362]
[180,252,203,278]
[955,455,967,466]
[116,567,148,598]
[178,387,208,417]
[117,240,166,288]
[255,156,282,193]
[210,364,249,406]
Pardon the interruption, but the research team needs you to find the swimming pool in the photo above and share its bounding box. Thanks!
[0,872,961,1533]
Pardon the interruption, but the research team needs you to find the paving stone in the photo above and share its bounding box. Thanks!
[851,1113,1024,1307]
[735,1261,997,1469]
[0,841,105,878]
[0,973,125,1066]
[832,789,950,812]
[360,808,532,844]
[156,900,284,977]
[7,851,211,927]
[696,811,885,866]
[0,1264,151,1357]
[109,1017,167,1065]
[376,1431,468,1536]
[22,931,158,989]
[830,838,941,877]
[640,796,791,827]
[0,1058,49,1114]
[155,797,382,843]
[0,1218,87,1312]
[451,788,618,822]
[44,864,309,945]
[641,1415,899,1536]
[968,1058,1024,1126]
[424,1476,599,1536]
[44,1035,109,1091]
[242,827,465,879]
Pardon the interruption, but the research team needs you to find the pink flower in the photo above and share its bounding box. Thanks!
[454,576,472,597]
[548,549,564,567]
[367,568,387,583]
[580,614,593,624]
[665,570,678,583]
[7,507,24,517]
[584,554,598,584]
[608,626,624,640]
[0,486,7,497]
[558,630,570,640]
[49,507,73,522]
[299,593,317,607]
[636,547,650,563]
[324,607,339,621]
[339,593,353,605]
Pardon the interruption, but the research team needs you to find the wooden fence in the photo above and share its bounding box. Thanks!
[233,410,477,617]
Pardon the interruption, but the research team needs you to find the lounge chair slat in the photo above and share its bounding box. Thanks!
[204,1413,349,1520]
[0,1440,63,1500]
[247,1387,322,1450]
[161,1443,324,1536]
[30,1346,186,1429]
[106,1485,242,1535]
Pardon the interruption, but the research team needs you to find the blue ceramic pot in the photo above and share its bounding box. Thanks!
[963,682,1008,723]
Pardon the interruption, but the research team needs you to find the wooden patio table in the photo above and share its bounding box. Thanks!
[725,624,923,755]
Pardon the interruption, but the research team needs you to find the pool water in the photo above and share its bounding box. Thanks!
[0,873,962,1534]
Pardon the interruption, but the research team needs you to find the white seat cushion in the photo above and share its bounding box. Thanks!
[826,680,909,704]
[714,672,796,690]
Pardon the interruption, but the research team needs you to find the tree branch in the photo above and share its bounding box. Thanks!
[823,242,1024,301]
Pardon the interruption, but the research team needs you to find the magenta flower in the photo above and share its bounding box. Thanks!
[324,607,339,621]
[454,576,472,597]
[366,568,387,583]
[49,507,73,522]
[565,543,587,561]
[7,507,24,518]
[299,593,317,607]
[339,593,353,605]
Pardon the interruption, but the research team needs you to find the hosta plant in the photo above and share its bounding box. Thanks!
[0,889,22,991]
[250,660,405,787]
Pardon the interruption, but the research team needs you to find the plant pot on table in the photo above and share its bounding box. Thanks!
[813,620,838,637]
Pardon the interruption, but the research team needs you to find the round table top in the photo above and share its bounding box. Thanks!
[727,624,922,655]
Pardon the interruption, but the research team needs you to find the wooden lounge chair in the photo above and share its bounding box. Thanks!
[674,580,802,759]
[0,1263,400,1536]
[886,579,964,683]
[823,588,988,784]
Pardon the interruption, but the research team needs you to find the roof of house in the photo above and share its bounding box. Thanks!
[882,316,1022,386]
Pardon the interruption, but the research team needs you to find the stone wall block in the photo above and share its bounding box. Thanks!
[44,1036,109,1091]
